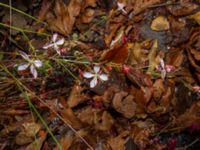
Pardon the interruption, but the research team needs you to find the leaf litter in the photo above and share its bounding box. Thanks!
[0,0,200,149]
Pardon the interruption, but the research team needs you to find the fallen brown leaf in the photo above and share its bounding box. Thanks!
[112,91,137,118]
[45,0,82,35]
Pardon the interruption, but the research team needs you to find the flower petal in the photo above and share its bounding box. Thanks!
[55,38,64,45]
[19,51,30,61]
[99,74,108,81]
[90,77,98,88]
[94,66,100,73]
[83,72,94,78]
[161,69,166,79]
[52,33,58,42]
[34,60,43,68]
[17,63,29,71]
[30,64,38,78]
[160,58,165,69]
[43,43,54,49]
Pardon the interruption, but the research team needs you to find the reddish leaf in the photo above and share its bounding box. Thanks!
[100,43,129,64]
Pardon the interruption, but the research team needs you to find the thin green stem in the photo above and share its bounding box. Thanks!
[0,22,50,36]
[0,64,62,150]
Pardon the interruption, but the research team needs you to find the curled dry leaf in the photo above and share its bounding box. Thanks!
[127,42,148,65]
[95,111,115,131]
[25,132,47,150]
[130,127,151,149]
[189,11,200,25]
[124,65,153,88]
[54,131,74,150]
[84,0,97,8]
[112,91,137,118]
[67,84,86,108]
[147,80,174,116]
[151,16,170,31]
[147,40,161,74]
[187,28,200,81]
[80,8,95,23]
[16,122,41,145]
[128,0,161,16]
[59,108,82,129]
[152,79,165,101]
[167,1,199,16]
[165,48,184,68]
[77,107,114,131]
[108,131,129,150]
[176,101,200,128]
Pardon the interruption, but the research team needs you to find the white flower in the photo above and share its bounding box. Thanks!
[43,33,64,55]
[117,2,127,14]
[83,66,108,88]
[17,51,42,79]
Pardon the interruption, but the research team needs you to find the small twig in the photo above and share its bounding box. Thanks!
[185,138,200,149]
[149,1,180,8]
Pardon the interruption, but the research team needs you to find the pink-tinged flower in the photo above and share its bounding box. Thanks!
[189,123,200,134]
[43,33,64,55]
[167,138,177,150]
[165,65,176,73]
[157,59,176,79]
[83,66,108,88]
[117,2,127,14]
[192,86,200,93]
[122,35,128,44]
[122,65,130,74]
[17,51,42,79]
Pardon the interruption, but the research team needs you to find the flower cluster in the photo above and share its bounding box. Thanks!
[16,34,109,88]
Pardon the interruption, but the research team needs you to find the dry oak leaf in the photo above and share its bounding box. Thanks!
[112,91,137,118]
[45,0,82,35]
[151,16,170,31]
